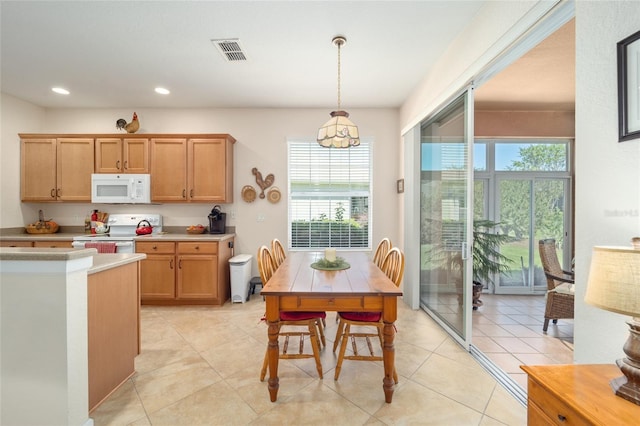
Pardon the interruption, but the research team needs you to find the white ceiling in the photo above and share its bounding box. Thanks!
[0,1,574,111]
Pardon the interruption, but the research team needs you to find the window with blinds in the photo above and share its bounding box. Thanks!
[288,139,371,249]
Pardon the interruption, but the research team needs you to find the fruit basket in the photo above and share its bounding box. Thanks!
[26,221,59,234]
[186,225,206,234]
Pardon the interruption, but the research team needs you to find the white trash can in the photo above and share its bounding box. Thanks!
[229,254,252,303]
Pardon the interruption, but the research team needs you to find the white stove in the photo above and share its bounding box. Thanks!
[72,214,162,253]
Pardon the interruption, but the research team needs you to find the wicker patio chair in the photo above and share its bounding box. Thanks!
[538,239,575,332]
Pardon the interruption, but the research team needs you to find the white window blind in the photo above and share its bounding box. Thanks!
[288,139,371,249]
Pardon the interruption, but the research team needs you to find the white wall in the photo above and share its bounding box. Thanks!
[0,94,46,228]
[0,102,399,276]
[400,0,552,132]
[573,0,640,363]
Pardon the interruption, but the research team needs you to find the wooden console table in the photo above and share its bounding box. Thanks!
[521,364,640,425]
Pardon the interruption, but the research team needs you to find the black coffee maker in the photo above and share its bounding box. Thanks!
[208,205,226,234]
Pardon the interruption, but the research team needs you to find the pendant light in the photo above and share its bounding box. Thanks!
[317,36,360,148]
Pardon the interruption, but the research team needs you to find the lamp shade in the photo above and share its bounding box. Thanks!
[317,110,360,148]
[585,246,640,317]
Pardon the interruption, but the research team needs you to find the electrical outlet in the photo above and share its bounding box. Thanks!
[257,214,266,222]
[231,209,236,219]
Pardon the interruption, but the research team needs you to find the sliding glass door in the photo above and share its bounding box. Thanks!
[419,91,474,345]
[496,177,571,293]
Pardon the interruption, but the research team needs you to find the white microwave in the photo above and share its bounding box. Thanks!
[91,174,151,204]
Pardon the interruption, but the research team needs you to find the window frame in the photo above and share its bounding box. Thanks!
[287,138,373,251]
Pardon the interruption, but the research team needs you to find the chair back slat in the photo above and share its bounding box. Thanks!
[373,238,392,268]
[271,238,287,268]
[380,247,405,287]
[257,245,276,285]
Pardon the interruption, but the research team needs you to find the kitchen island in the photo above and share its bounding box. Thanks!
[0,247,145,425]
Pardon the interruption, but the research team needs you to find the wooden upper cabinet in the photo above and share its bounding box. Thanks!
[21,138,57,201]
[56,138,94,201]
[21,137,94,201]
[20,133,233,203]
[124,138,149,173]
[95,138,149,174]
[150,138,188,201]
[151,135,235,203]
[189,138,233,202]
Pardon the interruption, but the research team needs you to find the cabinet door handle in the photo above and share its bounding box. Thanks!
[195,246,200,250]
[152,245,158,250]
[50,189,56,198]
[56,188,61,197]
[178,259,182,269]
[123,160,128,170]
[116,160,121,169]
[557,414,566,422]
[190,189,194,198]
[170,259,174,269]
[182,189,186,199]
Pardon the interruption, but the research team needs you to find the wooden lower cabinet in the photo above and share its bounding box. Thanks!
[88,262,139,413]
[177,242,218,299]
[137,239,232,305]
[0,240,33,247]
[522,364,640,425]
[137,242,176,299]
[33,240,73,248]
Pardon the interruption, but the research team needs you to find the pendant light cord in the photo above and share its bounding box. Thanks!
[337,40,341,111]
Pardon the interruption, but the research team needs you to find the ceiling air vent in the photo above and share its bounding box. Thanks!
[211,38,248,62]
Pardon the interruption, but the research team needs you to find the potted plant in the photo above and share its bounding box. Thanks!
[470,220,514,309]
[443,220,513,309]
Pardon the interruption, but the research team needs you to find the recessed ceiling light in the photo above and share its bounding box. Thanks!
[155,87,170,95]
[51,87,70,95]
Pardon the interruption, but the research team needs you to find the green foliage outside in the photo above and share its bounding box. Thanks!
[291,219,367,248]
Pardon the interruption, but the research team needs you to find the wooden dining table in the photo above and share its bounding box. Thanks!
[260,251,403,403]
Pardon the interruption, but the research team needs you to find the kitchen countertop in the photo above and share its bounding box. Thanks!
[0,231,235,242]
[0,247,146,274]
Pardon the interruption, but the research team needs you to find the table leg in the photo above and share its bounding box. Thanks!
[267,320,280,402]
[382,321,396,403]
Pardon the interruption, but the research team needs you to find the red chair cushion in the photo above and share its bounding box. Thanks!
[339,311,381,322]
[280,311,326,321]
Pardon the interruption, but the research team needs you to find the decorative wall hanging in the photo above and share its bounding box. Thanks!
[252,167,274,198]
[267,187,281,204]
[241,185,257,203]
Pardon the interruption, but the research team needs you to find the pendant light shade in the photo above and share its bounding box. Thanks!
[317,110,360,148]
[317,36,360,148]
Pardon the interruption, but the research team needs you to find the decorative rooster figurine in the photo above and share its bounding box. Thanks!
[116,112,140,133]
[252,167,274,198]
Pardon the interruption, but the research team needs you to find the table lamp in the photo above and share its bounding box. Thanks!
[585,245,640,405]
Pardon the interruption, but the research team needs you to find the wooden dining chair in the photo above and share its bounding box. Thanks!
[332,247,405,381]
[271,238,287,268]
[258,245,326,380]
[373,238,392,268]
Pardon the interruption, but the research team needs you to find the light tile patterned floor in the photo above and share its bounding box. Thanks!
[473,293,574,390]
[91,295,527,425]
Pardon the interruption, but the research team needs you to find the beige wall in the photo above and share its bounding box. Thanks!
[400,0,549,132]
[475,110,575,137]
[0,101,400,277]
[574,0,640,363]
